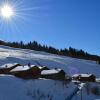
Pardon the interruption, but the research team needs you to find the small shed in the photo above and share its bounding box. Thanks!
[72,74,96,82]
[41,68,66,80]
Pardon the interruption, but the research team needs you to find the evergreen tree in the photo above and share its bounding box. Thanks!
[0,40,100,62]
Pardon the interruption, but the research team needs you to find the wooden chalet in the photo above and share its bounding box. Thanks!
[10,65,41,79]
[41,68,66,80]
[72,74,96,82]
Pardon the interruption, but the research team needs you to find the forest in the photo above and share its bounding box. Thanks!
[0,40,100,64]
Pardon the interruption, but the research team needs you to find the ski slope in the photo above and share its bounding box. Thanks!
[0,45,100,100]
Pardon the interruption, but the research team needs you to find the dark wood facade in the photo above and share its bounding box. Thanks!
[11,66,41,79]
[41,70,66,80]
[0,64,21,74]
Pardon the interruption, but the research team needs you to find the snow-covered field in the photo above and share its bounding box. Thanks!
[0,45,100,100]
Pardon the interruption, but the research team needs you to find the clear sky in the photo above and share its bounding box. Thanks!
[0,0,100,55]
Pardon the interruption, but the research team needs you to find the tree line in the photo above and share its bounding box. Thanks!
[0,40,100,64]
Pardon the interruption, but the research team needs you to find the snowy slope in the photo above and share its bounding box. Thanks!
[0,75,75,100]
[0,45,100,77]
[0,45,100,100]
[0,75,100,100]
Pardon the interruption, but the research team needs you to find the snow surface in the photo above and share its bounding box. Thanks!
[38,66,47,69]
[0,75,100,100]
[0,45,100,77]
[41,69,61,75]
[0,63,18,68]
[10,65,30,72]
[72,74,92,77]
[78,83,85,90]
[0,45,100,100]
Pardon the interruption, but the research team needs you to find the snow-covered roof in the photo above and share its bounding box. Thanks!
[38,66,47,69]
[10,64,38,72]
[41,69,62,75]
[72,74,92,77]
[30,65,37,67]
[38,66,43,69]
[10,66,30,72]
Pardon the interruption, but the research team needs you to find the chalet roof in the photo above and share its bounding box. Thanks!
[72,74,92,77]
[10,65,40,72]
[10,66,29,72]
[38,66,49,70]
[41,69,62,75]
[38,66,45,69]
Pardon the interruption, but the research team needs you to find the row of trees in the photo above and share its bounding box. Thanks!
[0,40,100,64]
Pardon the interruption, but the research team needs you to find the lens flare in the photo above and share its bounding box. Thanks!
[0,0,44,35]
[1,5,14,18]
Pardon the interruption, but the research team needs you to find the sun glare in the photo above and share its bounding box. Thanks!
[0,0,41,34]
[0,5,14,19]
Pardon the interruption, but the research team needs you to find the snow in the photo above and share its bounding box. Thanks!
[73,74,92,77]
[0,75,31,100]
[0,75,99,100]
[0,75,78,100]
[0,45,99,77]
[41,69,61,75]
[10,65,30,72]
[96,78,100,83]
[0,45,100,100]
[0,63,18,68]
[78,83,85,90]
[10,65,39,72]
[38,66,47,69]
[0,74,14,77]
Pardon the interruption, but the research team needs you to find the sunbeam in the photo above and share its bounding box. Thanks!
[0,0,44,35]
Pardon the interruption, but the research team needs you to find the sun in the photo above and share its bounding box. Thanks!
[0,5,14,19]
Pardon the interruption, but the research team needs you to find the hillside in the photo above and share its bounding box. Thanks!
[0,45,100,100]
[0,40,100,62]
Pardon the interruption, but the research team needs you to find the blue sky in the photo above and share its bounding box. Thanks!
[0,0,100,55]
